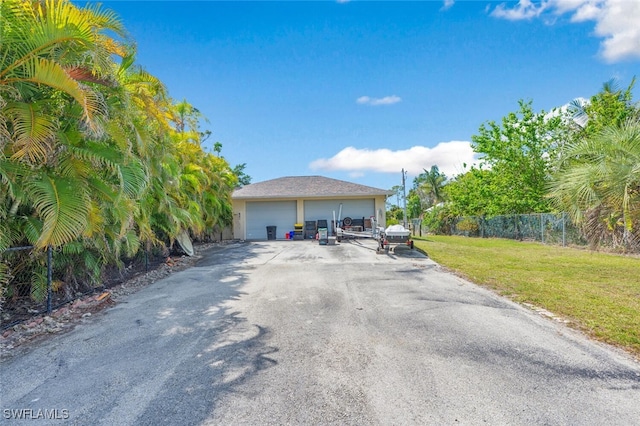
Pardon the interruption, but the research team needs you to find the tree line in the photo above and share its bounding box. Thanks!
[0,0,247,302]
[392,79,639,252]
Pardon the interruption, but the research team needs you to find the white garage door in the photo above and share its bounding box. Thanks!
[304,199,375,225]
[246,201,297,240]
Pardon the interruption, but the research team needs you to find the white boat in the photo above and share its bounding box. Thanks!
[384,224,411,238]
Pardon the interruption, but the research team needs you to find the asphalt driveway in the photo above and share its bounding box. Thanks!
[2,240,639,425]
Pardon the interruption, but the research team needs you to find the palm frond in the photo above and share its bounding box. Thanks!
[66,141,123,174]
[567,98,589,129]
[26,173,90,248]
[10,57,106,125]
[120,159,148,198]
[61,240,85,255]
[30,266,48,302]
[22,216,43,246]
[121,230,140,257]
[5,101,58,163]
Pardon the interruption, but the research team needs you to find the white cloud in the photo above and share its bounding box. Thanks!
[356,95,402,106]
[590,0,640,62]
[490,0,640,62]
[570,2,600,21]
[309,141,477,179]
[442,0,455,11]
[492,0,549,20]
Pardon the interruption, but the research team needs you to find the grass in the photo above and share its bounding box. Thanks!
[413,235,640,359]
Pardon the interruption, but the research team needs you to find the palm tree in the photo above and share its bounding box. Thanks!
[567,78,637,139]
[1,0,130,249]
[549,119,640,250]
[0,0,127,137]
[0,0,138,300]
[412,166,447,213]
[0,0,238,302]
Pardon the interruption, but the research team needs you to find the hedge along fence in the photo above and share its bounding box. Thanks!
[0,245,167,329]
[418,213,588,247]
[0,246,54,316]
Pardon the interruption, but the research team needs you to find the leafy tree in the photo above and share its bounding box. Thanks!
[406,191,422,219]
[568,78,637,139]
[232,163,252,188]
[445,167,500,217]
[465,100,562,215]
[385,205,404,226]
[421,202,457,235]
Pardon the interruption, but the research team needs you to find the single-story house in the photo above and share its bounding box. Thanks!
[231,176,393,240]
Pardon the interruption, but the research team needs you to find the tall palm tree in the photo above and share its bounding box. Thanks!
[413,166,447,213]
[422,165,447,206]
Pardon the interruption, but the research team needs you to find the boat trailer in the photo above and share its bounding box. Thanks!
[336,215,414,254]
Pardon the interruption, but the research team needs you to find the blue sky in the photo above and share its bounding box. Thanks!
[101,0,639,191]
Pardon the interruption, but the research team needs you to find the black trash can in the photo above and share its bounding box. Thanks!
[266,226,277,240]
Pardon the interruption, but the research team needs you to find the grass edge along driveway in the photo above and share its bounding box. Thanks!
[413,235,640,360]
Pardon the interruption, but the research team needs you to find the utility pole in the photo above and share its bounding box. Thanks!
[402,168,407,228]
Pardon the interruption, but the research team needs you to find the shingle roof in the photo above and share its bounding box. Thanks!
[232,176,393,199]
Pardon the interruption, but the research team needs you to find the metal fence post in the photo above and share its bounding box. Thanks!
[541,213,544,244]
[47,245,53,314]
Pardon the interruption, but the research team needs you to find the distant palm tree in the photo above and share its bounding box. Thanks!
[213,141,223,156]
[414,166,447,211]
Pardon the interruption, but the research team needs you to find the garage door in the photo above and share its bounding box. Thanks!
[304,199,375,226]
[246,201,297,240]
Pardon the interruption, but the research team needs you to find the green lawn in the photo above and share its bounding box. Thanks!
[413,235,640,358]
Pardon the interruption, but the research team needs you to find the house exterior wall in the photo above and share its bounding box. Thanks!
[233,195,388,240]
[374,195,387,227]
[232,199,245,240]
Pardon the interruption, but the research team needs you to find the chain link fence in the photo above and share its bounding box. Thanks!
[417,213,587,247]
[1,246,169,330]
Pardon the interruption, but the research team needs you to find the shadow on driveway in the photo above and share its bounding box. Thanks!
[1,243,280,426]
